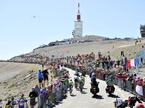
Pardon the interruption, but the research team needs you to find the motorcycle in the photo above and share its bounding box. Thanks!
[90,82,99,97]
[106,85,115,95]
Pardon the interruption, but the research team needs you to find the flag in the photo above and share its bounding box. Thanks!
[130,59,135,67]
[128,60,131,69]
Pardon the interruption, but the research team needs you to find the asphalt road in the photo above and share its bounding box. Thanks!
[55,67,135,108]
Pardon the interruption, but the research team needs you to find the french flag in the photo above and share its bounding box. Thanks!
[128,50,139,68]
[128,59,135,68]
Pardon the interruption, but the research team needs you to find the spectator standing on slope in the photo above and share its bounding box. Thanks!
[38,70,43,88]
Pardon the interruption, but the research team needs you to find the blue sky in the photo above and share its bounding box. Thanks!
[0,0,145,60]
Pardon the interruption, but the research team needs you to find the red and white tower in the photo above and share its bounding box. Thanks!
[72,3,83,38]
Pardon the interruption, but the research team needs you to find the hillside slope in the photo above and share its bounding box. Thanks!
[0,62,41,99]
[10,36,145,63]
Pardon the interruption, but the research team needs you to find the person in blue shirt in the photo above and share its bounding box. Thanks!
[38,70,43,88]
[10,97,17,108]
[39,88,48,108]
[18,94,27,108]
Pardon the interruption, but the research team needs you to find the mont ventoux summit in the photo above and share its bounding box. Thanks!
[7,3,145,64]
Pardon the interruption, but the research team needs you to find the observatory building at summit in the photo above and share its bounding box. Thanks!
[72,3,83,38]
